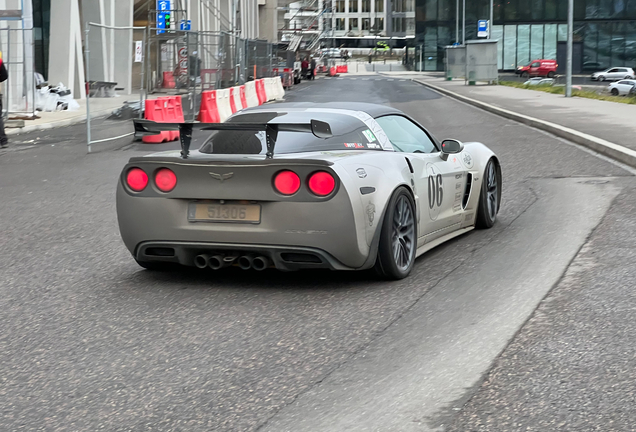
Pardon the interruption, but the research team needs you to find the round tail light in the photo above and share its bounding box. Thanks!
[155,168,177,192]
[126,168,148,192]
[308,171,335,196]
[273,170,301,195]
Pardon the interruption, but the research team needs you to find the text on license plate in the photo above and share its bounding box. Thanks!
[188,201,261,223]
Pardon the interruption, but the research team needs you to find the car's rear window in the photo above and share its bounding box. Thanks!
[198,111,384,155]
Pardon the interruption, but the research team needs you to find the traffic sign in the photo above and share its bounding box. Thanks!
[157,0,171,34]
[478,20,489,38]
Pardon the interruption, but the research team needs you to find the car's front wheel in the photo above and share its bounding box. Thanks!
[521,71,529,78]
[598,75,605,82]
[476,159,501,229]
[375,188,417,279]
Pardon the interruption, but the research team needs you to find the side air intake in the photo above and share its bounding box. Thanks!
[462,173,473,209]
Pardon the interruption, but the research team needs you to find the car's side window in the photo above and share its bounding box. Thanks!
[375,115,437,154]
[609,68,618,73]
[531,62,540,67]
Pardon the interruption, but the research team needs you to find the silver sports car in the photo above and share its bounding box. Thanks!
[119,102,501,279]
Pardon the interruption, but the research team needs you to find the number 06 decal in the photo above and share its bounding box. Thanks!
[426,164,443,221]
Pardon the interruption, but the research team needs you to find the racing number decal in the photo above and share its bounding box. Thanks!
[426,164,443,221]
[428,174,443,209]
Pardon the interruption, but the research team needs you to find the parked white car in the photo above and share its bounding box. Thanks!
[591,67,635,81]
[607,79,636,96]
[524,77,555,86]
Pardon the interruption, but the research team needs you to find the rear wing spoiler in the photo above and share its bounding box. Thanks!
[133,119,333,159]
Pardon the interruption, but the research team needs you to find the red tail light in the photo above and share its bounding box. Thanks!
[126,168,148,192]
[308,171,335,196]
[273,170,301,195]
[155,168,177,192]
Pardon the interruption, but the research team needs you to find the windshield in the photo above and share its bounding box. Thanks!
[199,111,384,155]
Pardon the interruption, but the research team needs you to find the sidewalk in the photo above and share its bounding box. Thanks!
[6,93,141,136]
[386,72,636,167]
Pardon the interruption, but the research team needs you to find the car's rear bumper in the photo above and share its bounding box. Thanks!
[136,241,354,271]
[116,183,373,270]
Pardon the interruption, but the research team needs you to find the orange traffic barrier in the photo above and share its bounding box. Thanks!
[336,65,348,73]
[157,96,184,141]
[229,87,238,113]
[142,99,171,143]
[239,85,248,109]
[255,79,267,105]
[329,67,336,76]
[198,90,221,123]
[162,72,176,89]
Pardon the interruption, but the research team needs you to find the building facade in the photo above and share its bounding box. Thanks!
[415,0,636,71]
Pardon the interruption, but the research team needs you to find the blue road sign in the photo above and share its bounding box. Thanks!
[478,20,489,37]
[157,1,171,34]
[180,19,191,31]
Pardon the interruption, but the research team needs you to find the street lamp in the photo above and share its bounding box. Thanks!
[566,0,573,97]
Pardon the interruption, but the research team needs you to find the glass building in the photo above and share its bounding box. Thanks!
[414,0,636,71]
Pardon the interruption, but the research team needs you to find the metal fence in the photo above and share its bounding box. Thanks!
[84,24,280,152]
[85,23,146,152]
[0,27,36,118]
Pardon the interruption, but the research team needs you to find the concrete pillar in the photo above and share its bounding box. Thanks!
[48,0,85,99]
[258,0,277,42]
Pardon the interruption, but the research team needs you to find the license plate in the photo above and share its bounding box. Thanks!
[188,201,261,223]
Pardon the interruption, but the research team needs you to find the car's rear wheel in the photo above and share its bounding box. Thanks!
[476,159,501,229]
[625,75,632,79]
[375,188,417,280]
[611,88,619,96]
[547,71,555,78]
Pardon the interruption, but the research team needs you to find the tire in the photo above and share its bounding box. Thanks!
[547,71,555,78]
[375,188,417,280]
[476,159,501,229]
[611,88,619,96]
[135,259,180,271]
[521,71,529,78]
[598,75,605,82]
[625,75,632,79]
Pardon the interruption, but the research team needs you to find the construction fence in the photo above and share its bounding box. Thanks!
[85,24,281,152]
[0,27,37,118]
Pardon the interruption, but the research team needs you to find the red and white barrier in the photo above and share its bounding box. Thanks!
[198,90,221,123]
[216,88,233,122]
[244,81,259,107]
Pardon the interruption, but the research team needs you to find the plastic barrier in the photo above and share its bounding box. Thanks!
[216,88,233,122]
[274,76,285,100]
[142,99,171,143]
[239,85,248,109]
[255,79,267,105]
[245,81,260,107]
[162,72,176,89]
[329,67,337,77]
[156,96,183,141]
[229,87,238,113]
[198,90,221,123]
[336,65,348,73]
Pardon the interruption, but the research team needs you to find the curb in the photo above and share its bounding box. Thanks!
[6,108,114,137]
[413,78,636,169]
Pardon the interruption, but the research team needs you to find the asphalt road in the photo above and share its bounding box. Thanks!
[0,76,635,431]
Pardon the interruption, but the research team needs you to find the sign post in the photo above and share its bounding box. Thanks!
[477,20,489,38]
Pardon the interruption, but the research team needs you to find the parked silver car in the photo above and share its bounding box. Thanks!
[591,67,635,81]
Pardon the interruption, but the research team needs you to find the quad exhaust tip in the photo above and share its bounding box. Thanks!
[196,253,270,270]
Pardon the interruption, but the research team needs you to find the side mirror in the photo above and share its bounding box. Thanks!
[440,139,464,160]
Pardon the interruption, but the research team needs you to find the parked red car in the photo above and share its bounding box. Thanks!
[515,59,558,78]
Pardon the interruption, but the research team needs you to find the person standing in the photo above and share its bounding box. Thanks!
[301,57,309,80]
[0,55,7,148]
[309,57,316,80]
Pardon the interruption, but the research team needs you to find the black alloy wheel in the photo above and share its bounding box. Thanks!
[476,159,500,229]
[376,188,417,279]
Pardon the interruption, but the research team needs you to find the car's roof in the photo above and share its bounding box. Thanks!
[240,102,403,119]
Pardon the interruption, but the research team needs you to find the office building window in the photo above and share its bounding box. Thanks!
[350,17,359,30]
[349,0,358,12]
[362,0,370,12]
[393,17,403,32]
[336,18,345,30]
[335,0,345,12]
[406,17,415,33]
[362,18,371,30]
[375,0,384,13]
[374,17,384,31]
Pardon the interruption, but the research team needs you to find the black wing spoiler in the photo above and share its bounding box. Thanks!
[133,119,333,159]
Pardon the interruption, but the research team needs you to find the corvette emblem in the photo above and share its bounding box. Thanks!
[209,172,234,183]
